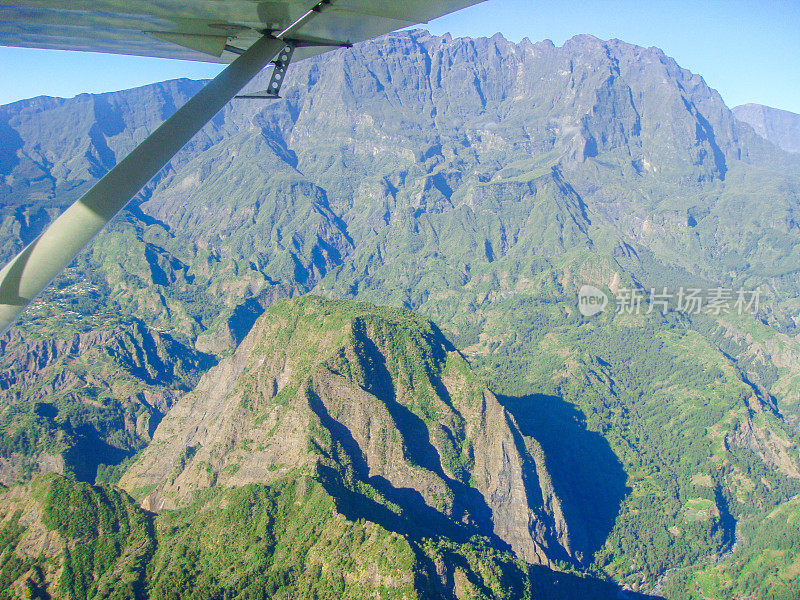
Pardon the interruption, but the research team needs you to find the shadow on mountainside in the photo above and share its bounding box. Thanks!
[310,390,501,550]
[312,378,645,597]
[63,425,128,483]
[352,328,498,533]
[527,565,665,600]
[0,118,22,178]
[498,393,629,565]
[319,462,663,600]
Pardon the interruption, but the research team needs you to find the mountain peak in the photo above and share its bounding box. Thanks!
[733,102,800,153]
[120,295,587,565]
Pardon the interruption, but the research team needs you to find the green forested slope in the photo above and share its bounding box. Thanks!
[0,473,659,599]
[0,296,659,600]
[2,30,800,598]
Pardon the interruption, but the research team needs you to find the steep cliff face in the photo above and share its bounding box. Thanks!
[3,31,799,351]
[733,103,800,154]
[3,29,800,597]
[121,296,588,566]
[0,319,214,485]
[0,79,209,262]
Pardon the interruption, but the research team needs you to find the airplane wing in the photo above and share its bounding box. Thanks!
[0,0,486,336]
[0,1,484,63]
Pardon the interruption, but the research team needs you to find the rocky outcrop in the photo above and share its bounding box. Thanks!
[0,320,214,483]
[121,296,580,565]
[0,453,64,487]
[0,320,211,399]
[725,415,800,479]
[733,103,800,154]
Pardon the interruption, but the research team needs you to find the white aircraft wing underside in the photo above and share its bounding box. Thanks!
[0,0,486,335]
[0,0,484,63]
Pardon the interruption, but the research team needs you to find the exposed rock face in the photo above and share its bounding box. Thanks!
[121,296,581,565]
[0,320,213,484]
[3,31,798,350]
[725,415,800,479]
[0,321,204,397]
[733,103,800,154]
[0,453,64,487]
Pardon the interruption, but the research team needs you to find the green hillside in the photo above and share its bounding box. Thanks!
[2,30,800,598]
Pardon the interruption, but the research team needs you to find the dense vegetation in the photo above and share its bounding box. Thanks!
[0,474,654,599]
[469,296,800,592]
[2,29,800,599]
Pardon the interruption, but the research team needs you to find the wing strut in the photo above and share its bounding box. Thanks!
[0,35,286,335]
[236,43,296,99]
[233,37,351,100]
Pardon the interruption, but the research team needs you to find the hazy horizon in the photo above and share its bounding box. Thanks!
[0,0,798,113]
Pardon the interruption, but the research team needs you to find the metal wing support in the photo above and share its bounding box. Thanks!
[233,36,352,99]
[235,43,296,99]
[0,35,286,334]
[0,0,486,335]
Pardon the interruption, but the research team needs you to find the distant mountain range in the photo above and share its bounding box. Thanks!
[2,30,800,600]
[733,103,800,153]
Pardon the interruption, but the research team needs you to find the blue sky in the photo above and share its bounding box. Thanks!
[0,0,798,113]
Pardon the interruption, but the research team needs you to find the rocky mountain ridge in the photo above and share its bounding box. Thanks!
[2,29,800,599]
[0,318,213,484]
[121,296,600,567]
[733,103,800,154]
[0,298,645,600]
